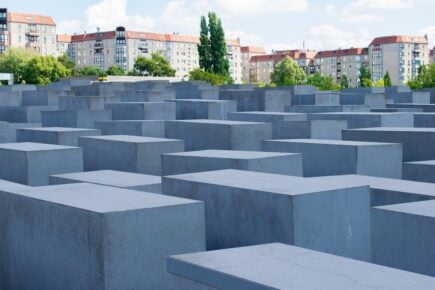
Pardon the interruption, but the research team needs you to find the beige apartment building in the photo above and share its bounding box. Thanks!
[0,9,57,56]
[241,46,266,83]
[70,27,243,82]
[369,35,429,85]
[430,47,435,64]
[56,34,72,57]
[314,48,369,87]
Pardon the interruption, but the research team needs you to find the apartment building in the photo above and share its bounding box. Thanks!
[0,8,57,56]
[56,34,72,57]
[249,50,316,84]
[241,46,266,83]
[70,27,242,82]
[369,35,429,85]
[314,48,369,87]
[430,46,435,64]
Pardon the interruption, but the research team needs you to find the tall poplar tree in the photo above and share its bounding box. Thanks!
[198,16,211,72]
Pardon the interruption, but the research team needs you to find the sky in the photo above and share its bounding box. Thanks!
[1,0,434,52]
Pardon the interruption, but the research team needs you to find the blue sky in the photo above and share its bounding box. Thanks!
[1,0,434,51]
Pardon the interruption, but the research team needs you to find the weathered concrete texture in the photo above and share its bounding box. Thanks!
[0,122,41,143]
[110,102,176,120]
[308,112,414,129]
[291,93,340,106]
[79,135,184,175]
[403,160,435,183]
[167,99,237,120]
[162,150,302,176]
[0,142,83,186]
[59,96,118,110]
[0,106,58,123]
[0,183,205,289]
[285,105,370,113]
[228,111,307,122]
[165,120,272,151]
[17,127,100,146]
[339,93,387,108]
[94,120,165,137]
[50,170,162,193]
[271,120,347,139]
[372,200,435,276]
[387,103,435,112]
[343,127,435,161]
[41,110,112,129]
[114,90,176,102]
[387,92,431,104]
[163,169,371,260]
[413,113,435,127]
[167,243,435,290]
[21,89,69,106]
[263,139,402,178]
[342,87,385,94]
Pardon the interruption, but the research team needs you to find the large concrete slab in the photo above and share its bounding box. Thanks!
[228,111,307,122]
[41,110,112,129]
[0,183,205,289]
[0,106,57,123]
[50,169,161,193]
[263,139,402,178]
[403,160,435,183]
[0,142,83,186]
[165,120,272,151]
[162,150,302,176]
[114,89,176,102]
[167,99,236,120]
[110,102,176,120]
[414,113,435,127]
[167,243,435,290]
[17,127,100,146]
[94,120,165,137]
[79,135,184,175]
[163,169,371,260]
[270,120,347,139]
[343,127,435,161]
[285,105,370,113]
[59,96,117,110]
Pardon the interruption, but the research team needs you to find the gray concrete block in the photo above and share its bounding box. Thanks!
[41,110,112,129]
[372,200,435,276]
[291,93,340,106]
[114,90,176,102]
[343,127,435,161]
[162,150,302,176]
[0,183,205,289]
[17,127,100,146]
[163,169,371,260]
[271,120,347,139]
[308,112,414,129]
[79,135,184,175]
[263,139,402,178]
[167,99,236,120]
[94,120,165,137]
[285,105,370,113]
[403,160,435,183]
[0,142,83,186]
[165,120,272,151]
[387,92,431,104]
[387,103,435,112]
[110,102,176,120]
[167,243,435,290]
[339,93,387,108]
[2,122,41,143]
[59,96,118,110]
[414,113,435,127]
[50,169,162,193]
[228,111,307,122]
[0,106,58,123]
[219,89,292,112]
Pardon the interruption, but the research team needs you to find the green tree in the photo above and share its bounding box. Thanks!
[374,79,385,87]
[189,68,228,85]
[57,54,77,76]
[198,16,211,72]
[106,65,126,76]
[134,53,175,77]
[80,65,103,76]
[22,55,68,85]
[271,56,306,86]
[0,48,36,83]
[340,74,349,89]
[359,66,372,87]
[208,12,230,78]
[409,64,435,89]
[307,72,340,91]
[383,71,392,87]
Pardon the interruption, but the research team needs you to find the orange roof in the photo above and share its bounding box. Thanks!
[57,34,71,43]
[71,31,116,42]
[370,35,428,46]
[250,54,288,62]
[315,47,368,58]
[241,46,266,54]
[8,12,56,26]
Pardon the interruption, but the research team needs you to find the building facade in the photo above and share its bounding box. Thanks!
[70,27,242,82]
[369,35,429,85]
[241,46,266,83]
[56,34,72,57]
[314,48,369,87]
[430,46,435,64]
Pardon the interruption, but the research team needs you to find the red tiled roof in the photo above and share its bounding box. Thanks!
[71,31,116,42]
[315,47,368,58]
[250,54,288,62]
[241,46,266,54]
[57,34,71,43]
[8,12,56,26]
[370,35,428,46]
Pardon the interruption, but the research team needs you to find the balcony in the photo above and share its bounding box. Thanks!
[25,41,39,48]
[94,42,104,48]
[26,30,39,36]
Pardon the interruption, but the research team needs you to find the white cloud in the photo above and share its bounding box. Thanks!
[159,0,209,34]
[215,0,309,14]
[57,20,84,34]
[417,25,435,47]
[226,30,261,45]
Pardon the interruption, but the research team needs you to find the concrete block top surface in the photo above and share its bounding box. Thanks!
[164,149,297,159]
[50,170,161,188]
[80,135,181,143]
[167,99,229,103]
[312,112,409,116]
[165,169,368,196]
[0,178,30,192]
[230,111,305,117]
[347,127,435,132]
[18,127,98,133]
[265,138,396,146]
[0,142,78,152]
[405,160,435,165]
[168,119,267,125]
[168,243,435,289]
[374,200,435,218]
[18,183,200,213]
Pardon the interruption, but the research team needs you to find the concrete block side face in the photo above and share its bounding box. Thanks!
[0,193,104,290]
[137,141,184,176]
[272,121,311,139]
[381,114,414,127]
[247,154,303,176]
[41,111,77,128]
[230,124,272,151]
[143,102,176,120]
[0,150,27,184]
[77,111,112,129]
[141,121,166,138]
[310,120,347,140]
[357,145,403,179]
[264,92,291,112]
[162,178,294,250]
[129,183,162,194]
[0,122,9,143]
[403,163,435,183]
[370,188,432,207]
[17,130,58,145]
[371,208,435,276]
[27,148,84,186]
[102,203,206,289]
[49,175,82,185]
[176,102,208,120]
[207,102,229,120]
[58,130,101,146]
[294,186,371,261]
